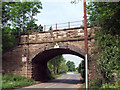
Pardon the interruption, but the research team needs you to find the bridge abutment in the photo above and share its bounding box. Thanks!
[32,61,50,81]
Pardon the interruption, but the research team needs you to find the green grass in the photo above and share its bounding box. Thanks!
[101,83,120,88]
[89,79,120,89]
[0,73,2,90]
[73,71,80,74]
[2,74,36,90]
[49,73,67,80]
[80,83,85,88]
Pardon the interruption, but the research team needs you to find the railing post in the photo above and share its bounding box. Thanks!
[82,20,84,26]
[44,25,46,31]
[68,22,70,28]
[56,24,57,30]
[33,27,34,32]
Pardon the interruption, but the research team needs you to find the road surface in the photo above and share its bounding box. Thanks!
[16,72,83,89]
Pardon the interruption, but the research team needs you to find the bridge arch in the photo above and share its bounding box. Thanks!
[31,43,85,81]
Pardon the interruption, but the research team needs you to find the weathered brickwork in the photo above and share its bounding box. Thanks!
[2,27,98,81]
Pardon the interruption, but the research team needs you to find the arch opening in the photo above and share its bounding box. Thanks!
[31,48,85,81]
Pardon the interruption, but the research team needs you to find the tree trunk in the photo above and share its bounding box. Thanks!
[54,62,56,74]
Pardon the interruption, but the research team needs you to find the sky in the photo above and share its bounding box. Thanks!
[34,0,84,30]
[34,0,84,67]
[63,54,84,68]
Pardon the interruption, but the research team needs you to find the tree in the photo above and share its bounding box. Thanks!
[76,67,79,71]
[47,55,68,74]
[2,2,12,26]
[66,61,75,72]
[59,60,68,73]
[87,2,120,83]
[2,26,15,52]
[2,1,43,52]
[2,1,42,33]
[78,60,85,79]
[38,24,43,32]
[49,26,53,31]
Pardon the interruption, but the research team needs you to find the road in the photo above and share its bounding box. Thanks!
[16,72,83,89]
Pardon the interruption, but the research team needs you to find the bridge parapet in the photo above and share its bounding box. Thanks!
[20,27,96,44]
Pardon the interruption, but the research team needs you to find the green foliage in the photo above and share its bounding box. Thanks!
[47,55,68,74]
[89,78,103,89]
[89,79,120,89]
[2,2,43,52]
[2,74,36,89]
[49,26,53,31]
[59,61,68,73]
[87,2,120,27]
[94,29,120,81]
[38,24,43,32]
[2,26,15,53]
[78,60,85,79]
[0,74,2,90]
[66,61,75,72]
[87,2,120,83]
[2,2,42,32]
[2,2,11,26]
[80,83,85,88]
[75,67,78,71]
[101,83,120,88]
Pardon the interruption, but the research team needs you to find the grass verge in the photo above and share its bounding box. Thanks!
[49,73,67,80]
[0,73,2,90]
[89,79,120,89]
[74,71,80,74]
[2,74,36,90]
[80,83,85,88]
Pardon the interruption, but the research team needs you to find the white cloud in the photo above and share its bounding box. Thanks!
[63,54,84,68]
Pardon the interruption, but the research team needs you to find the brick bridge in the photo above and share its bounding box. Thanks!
[2,26,97,81]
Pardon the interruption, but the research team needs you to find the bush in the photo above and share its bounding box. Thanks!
[3,74,26,82]
[89,79,120,89]
[101,83,120,88]
[78,60,85,79]
[89,78,103,88]
[2,26,15,53]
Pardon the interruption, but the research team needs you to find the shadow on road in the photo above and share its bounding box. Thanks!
[47,79,84,84]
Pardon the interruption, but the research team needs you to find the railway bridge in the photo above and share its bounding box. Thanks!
[2,26,97,81]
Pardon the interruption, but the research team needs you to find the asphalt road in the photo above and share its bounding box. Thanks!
[16,72,83,89]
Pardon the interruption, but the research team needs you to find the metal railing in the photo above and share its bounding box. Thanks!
[11,20,84,36]
[44,20,84,31]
